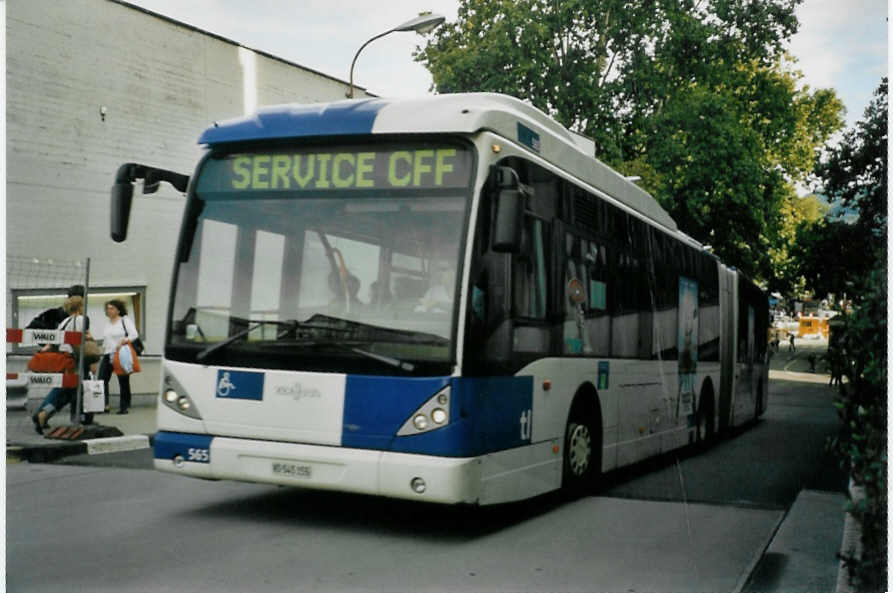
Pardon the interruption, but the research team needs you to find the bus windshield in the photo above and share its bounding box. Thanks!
[167,142,474,374]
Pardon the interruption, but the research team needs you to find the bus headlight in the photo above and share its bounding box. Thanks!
[397,385,451,436]
[161,372,202,420]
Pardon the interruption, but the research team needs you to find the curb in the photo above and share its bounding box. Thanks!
[835,481,865,593]
[7,433,153,463]
[732,506,787,593]
[85,434,150,454]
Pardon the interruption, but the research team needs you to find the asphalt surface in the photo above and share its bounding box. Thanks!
[5,337,854,592]
[7,463,785,593]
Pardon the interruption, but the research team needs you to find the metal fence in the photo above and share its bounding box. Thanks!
[6,255,92,423]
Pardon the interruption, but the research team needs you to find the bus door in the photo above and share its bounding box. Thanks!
[734,301,756,423]
[718,266,736,431]
[677,276,698,428]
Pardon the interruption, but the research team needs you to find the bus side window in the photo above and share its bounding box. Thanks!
[512,216,548,320]
[563,232,590,355]
[584,238,610,357]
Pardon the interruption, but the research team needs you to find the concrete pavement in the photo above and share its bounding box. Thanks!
[5,346,858,592]
[6,390,156,463]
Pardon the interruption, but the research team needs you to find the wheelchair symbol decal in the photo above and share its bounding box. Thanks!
[217,372,236,397]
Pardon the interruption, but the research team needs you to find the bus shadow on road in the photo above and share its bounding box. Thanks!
[181,484,573,540]
[177,425,772,538]
[178,429,763,539]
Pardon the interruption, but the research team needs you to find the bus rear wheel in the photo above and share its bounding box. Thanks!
[562,408,600,495]
[695,395,715,449]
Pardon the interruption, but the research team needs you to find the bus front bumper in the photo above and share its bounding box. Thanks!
[153,432,483,505]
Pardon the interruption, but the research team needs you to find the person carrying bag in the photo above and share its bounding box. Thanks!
[98,299,140,414]
[30,296,91,433]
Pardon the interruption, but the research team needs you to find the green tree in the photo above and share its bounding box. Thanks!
[815,78,888,252]
[416,0,843,282]
[769,194,829,295]
[828,269,887,592]
[793,77,888,298]
[810,77,888,592]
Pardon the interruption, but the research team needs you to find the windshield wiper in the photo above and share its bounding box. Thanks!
[196,319,298,363]
[348,346,415,372]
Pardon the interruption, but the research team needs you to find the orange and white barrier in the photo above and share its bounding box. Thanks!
[6,328,82,389]
[6,372,79,388]
[6,328,83,346]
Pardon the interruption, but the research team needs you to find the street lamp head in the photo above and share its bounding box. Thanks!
[347,12,447,98]
[393,12,446,34]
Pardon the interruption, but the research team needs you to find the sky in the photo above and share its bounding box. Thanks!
[126,0,887,130]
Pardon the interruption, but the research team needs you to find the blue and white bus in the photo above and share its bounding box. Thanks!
[111,93,769,505]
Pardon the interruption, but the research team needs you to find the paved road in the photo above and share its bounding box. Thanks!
[7,359,844,593]
[602,373,846,510]
[7,464,784,593]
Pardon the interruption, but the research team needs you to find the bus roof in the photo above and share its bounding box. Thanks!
[199,93,677,231]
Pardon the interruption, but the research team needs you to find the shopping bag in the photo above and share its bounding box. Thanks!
[113,342,141,375]
[27,351,76,373]
[82,379,106,413]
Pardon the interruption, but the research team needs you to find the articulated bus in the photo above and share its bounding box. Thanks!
[111,93,768,505]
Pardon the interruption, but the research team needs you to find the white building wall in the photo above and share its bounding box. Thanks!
[6,0,369,394]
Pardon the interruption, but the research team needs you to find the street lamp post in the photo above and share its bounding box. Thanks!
[347,12,446,99]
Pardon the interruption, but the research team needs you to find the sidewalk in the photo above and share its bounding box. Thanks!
[6,393,157,462]
[742,489,848,593]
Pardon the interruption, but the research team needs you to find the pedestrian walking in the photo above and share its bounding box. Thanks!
[826,348,845,387]
[98,299,139,414]
[788,333,796,353]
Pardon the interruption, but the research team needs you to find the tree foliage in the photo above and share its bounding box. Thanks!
[792,78,888,297]
[416,0,844,282]
[815,78,888,248]
[768,193,829,295]
[828,268,887,592]
[806,78,888,593]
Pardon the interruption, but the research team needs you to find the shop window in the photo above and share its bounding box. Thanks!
[11,287,146,353]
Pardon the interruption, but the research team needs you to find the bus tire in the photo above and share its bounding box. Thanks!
[562,396,602,496]
[695,392,715,449]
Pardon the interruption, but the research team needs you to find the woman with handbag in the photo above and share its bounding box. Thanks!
[98,299,140,414]
[31,295,91,433]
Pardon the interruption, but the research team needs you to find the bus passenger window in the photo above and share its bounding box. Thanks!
[563,233,588,354]
[512,217,548,320]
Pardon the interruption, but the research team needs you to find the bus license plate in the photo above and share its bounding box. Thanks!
[272,461,312,479]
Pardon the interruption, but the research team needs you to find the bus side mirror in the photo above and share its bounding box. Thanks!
[110,162,190,242]
[110,180,134,243]
[492,167,526,253]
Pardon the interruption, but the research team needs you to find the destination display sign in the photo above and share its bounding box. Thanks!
[197,145,472,195]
